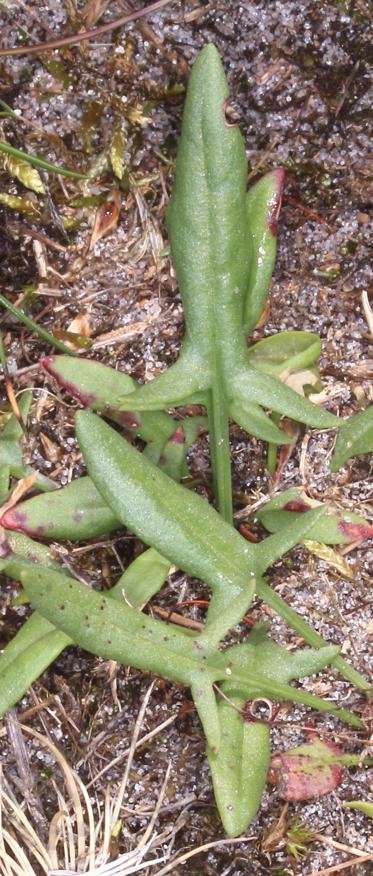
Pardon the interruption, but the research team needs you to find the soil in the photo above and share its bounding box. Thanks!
[0,2,372,875]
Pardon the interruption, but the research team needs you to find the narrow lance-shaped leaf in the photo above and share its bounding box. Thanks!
[0,539,171,717]
[1,476,119,540]
[330,406,373,471]
[41,355,177,450]
[243,169,285,334]
[74,410,370,691]
[206,621,349,836]
[246,331,322,377]
[114,45,341,522]
[41,354,205,474]
[255,487,373,545]
[208,704,270,836]
[75,410,321,608]
[20,565,363,742]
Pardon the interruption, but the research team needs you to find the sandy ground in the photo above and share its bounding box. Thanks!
[0,2,372,874]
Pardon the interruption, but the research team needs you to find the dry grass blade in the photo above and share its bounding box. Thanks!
[108,681,156,832]
[0,0,174,56]
[85,714,177,790]
[151,835,256,876]
[362,289,373,339]
[0,688,184,876]
[0,473,37,517]
[305,851,373,876]
[21,725,87,867]
[0,768,53,875]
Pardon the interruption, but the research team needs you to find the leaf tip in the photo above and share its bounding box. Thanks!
[267,168,286,236]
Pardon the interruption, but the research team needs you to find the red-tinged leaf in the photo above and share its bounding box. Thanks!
[338,520,373,542]
[268,737,345,801]
[169,426,185,444]
[284,500,310,513]
[267,168,285,235]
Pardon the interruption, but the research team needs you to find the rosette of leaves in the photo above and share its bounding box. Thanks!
[110,44,340,524]
[0,44,370,839]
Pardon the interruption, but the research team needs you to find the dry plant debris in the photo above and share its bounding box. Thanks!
[0,2,372,874]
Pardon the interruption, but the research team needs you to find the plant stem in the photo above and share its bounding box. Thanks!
[0,98,18,119]
[0,294,77,357]
[207,386,233,524]
[0,141,85,179]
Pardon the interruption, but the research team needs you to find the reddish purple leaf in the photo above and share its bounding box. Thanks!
[268,737,345,801]
[338,520,373,542]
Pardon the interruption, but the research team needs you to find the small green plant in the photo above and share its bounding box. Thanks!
[0,45,371,838]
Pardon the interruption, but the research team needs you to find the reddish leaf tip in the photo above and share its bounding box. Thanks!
[40,355,56,369]
[1,509,29,531]
[338,521,373,543]
[283,500,310,513]
[42,357,97,406]
[170,426,185,444]
[267,168,286,236]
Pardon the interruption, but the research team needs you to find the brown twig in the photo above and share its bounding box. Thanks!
[0,0,174,57]
[305,852,373,876]
[284,195,334,231]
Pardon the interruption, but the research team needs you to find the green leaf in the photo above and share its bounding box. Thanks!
[4,530,63,570]
[113,45,340,523]
[223,624,341,687]
[0,531,72,715]
[1,476,119,540]
[20,564,362,733]
[75,410,369,690]
[115,547,171,609]
[0,465,10,503]
[0,540,169,717]
[246,331,322,377]
[244,169,285,334]
[256,487,373,544]
[0,619,71,715]
[330,406,373,471]
[0,390,56,492]
[41,354,205,473]
[76,410,325,606]
[342,801,373,818]
[207,704,270,836]
[229,399,290,444]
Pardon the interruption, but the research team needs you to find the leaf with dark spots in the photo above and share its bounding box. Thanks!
[268,737,345,801]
